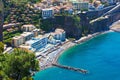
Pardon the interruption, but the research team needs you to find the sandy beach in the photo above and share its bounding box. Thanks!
[110,20,120,32]
[37,30,112,70]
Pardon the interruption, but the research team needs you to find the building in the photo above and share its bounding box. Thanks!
[32,29,41,37]
[12,32,34,47]
[96,4,104,10]
[21,32,34,42]
[113,0,120,3]
[48,33,61,45]
[25,37,48,51]
[51,28,66,41]
[89,3,95,10]
[100,0,120,4]
[107,0,114,3]
[21,24,36,32]
[72,2,89,11]
[12,36,24,47]
[100,0,113,4]
[42,8,54,19]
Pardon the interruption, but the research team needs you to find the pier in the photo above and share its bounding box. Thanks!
[52,63,88,74]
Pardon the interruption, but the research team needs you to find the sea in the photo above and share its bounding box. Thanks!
[33,32,120,80]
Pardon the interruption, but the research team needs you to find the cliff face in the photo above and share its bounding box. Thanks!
[42,13,120,39]
[89,18,109,33]
[55,16,82,39]
[42,5,120,39]
[42,16,82,39]
[89,13,120,33]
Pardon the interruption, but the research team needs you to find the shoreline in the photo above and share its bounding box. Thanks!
[38,30,112,70]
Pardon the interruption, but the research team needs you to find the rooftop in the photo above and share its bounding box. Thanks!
[42,8,53,11]
[22,24,35,28]
[25,38,41,46]
[55,28,65,33]
[13,36,23,39]
[21,32,33,37]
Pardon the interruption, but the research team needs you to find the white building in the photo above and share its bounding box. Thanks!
[100,0,120,4]
[21,24,36,32]
[21,32,34,42]
[25,37,48,51]
[32,29,41,37]
[42,8,54,19]
[12,36,24,47]
[52,28,66,41]
[72,2,89,11]
[12,32,34,47]
[113,0,120,3]
[48,33,61,45]
[107,0,114,3]
[96,4,104,10]
[89,3,95,10]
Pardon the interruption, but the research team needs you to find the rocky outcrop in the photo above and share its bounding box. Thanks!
[55,16,82,39]
[42,5,120,39]
[89,12,120,33]
[42,16,82,39]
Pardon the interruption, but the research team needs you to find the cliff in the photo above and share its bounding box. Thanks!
[41,15,82,39]
[41,5,120,39]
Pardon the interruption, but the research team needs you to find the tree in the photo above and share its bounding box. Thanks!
[0,49,39,80]
[0,42,4,53]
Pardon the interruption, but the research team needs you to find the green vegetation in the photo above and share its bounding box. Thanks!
[40,19,54,31]
[5,0,41,5]
[3,0,41,44]
[0,42,4,53]
[3,30,23,45]
[0,49,39,80]
[72,15,81,29]
[4,0,41,27]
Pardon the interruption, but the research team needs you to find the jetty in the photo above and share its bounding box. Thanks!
[52,63,88,74]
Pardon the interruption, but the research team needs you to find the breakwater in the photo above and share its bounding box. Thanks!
[52,63,88,74]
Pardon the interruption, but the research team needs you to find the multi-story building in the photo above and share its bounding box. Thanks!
[113,0,120,3]
[12,32,34,47]
[42,8,54,19]
[12,36,24,47]
[25,37,48,51]
[32,29,41,37]
[100,0,120,4]
[21,24,36,32]
[72,2,89,11]
[51,28,66,41]
[107,0,114,3]
[21,32,34,42]
[48,33,60,45]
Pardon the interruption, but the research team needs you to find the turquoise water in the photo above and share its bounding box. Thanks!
[33,32,120,80]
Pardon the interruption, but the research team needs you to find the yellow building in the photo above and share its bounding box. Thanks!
[12,36,24,47]
[12,32,34,47]
[21,24,36,32]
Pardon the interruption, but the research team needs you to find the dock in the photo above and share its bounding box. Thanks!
[52,63,88,74]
